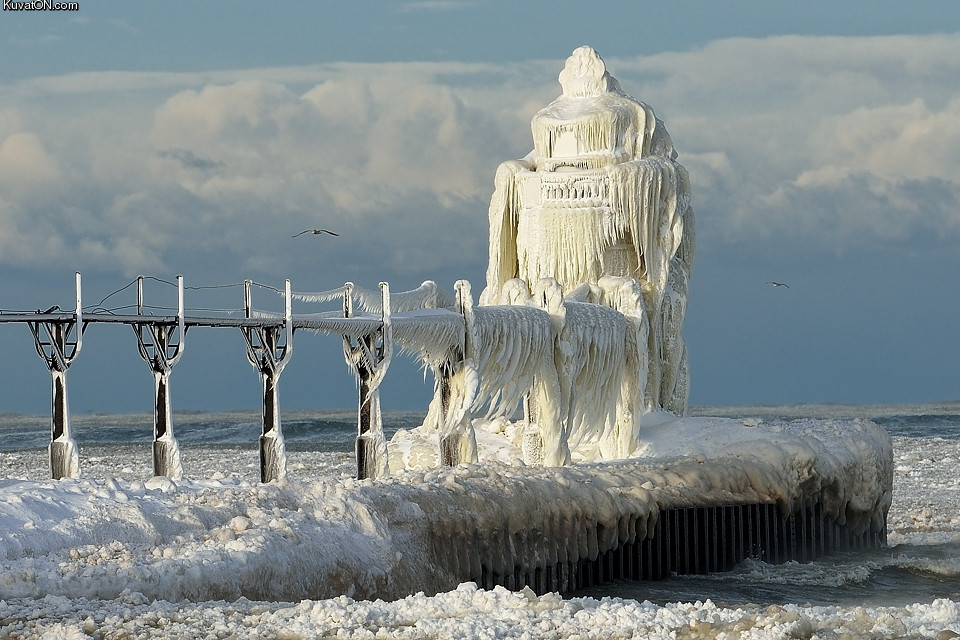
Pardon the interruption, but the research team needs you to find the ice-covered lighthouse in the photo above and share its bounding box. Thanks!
[397,47,696,470]
[481,46,694,416]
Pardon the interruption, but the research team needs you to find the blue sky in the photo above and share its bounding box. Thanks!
[1,1,959,415]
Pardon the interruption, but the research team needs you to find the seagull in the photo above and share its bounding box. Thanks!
[766,281,790,288]
[293,228,339,238]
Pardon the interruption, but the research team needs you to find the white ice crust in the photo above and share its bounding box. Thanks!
[0,416,891,605]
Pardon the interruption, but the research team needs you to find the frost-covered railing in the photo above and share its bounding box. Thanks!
[523,171,609,205]
[0,273,468,482]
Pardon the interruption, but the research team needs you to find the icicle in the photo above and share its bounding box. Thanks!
[530,278,626,461]
[392,311,465,369]
[598,275,650,456]
[351,280,456,314]
[430,280,480,466]
[657,259,691,414]
[480,159,534,306]
[290,285,350,304]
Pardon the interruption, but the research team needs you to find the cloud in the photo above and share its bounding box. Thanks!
[758,172,959,247]
[0,132,61,199]
[396,1,478,12]
[608,34,960,248]
[156,148,223,171]
[108,18,138,35]
[1,34,959,290]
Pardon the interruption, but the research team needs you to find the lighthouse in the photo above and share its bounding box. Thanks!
[481,46,696,415]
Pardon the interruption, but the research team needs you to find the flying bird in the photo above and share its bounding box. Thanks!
[766,281,790,288]
[293,228,339,238]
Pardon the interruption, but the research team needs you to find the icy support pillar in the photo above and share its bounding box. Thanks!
[49,367,79,479]
[343,282,393,480]
[437,358,477,467]
[521,395,544,466]
[525,373,568,466]
[134,275,185,480]
[259,363,285,482]
[243,279,293,483]
[437,361,460,465]
[436,281,479,466]
[151,366,181,480]
[28,272,84,480]
[437,281,479,466]
[355,350,382,479]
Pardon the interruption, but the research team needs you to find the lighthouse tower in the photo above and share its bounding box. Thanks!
[481,46,695,415]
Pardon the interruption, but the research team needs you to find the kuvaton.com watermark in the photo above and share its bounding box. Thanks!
[4,0,80,10]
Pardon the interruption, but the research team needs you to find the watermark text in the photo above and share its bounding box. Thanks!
[4,0,80,11]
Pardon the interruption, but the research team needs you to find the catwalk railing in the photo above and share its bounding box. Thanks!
[0,273,466,482]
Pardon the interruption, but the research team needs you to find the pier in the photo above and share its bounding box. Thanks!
[0,48,894,607]
[0,272,890,600]
[1,272,464,483]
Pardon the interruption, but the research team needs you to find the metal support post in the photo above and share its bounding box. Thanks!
[242,279,293,483]
[437,357,460,466]
[27,272,84,479]
[343,282,392,480]
[133,275,185,480]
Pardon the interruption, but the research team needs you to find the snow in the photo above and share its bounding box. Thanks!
[0,416,950,639]
[8,584,960,640]
[1,417,889,599]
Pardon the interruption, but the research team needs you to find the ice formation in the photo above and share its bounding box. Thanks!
[481,45,694,417]
[0,415,893,605]
[396,46,695,467]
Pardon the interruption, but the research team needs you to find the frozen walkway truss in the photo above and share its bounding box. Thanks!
[0,273,467,482]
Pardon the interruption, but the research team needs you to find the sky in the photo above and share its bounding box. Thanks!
[1,0,959,417]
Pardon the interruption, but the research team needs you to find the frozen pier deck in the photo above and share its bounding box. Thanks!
[384,414,891,598]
